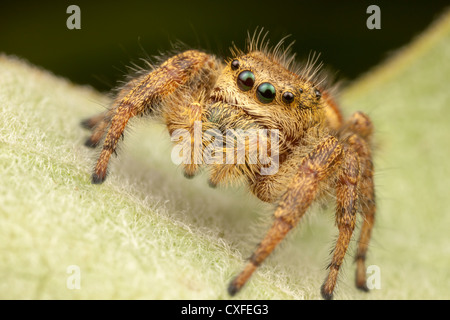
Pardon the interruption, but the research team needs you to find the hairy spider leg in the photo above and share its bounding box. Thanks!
[82,109,114,148]
[228,136,344,296]
[85,50,219,184]
[82,74,150,148]
[320,145,359,300]
[165,100,206,179]
[345,112,376,292]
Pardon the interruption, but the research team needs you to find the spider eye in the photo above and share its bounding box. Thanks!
[256,82,276,104]
[231,59,240,70]
[282,91,295,104]
[237,70,255,91]
[314,88,321,99]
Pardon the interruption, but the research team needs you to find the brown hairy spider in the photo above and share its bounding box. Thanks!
[81,31,376,300]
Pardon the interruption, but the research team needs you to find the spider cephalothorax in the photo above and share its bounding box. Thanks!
[81,32,376,300]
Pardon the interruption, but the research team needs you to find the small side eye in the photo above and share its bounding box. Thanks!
[231,59,240,70]
[256,82,276,104]
[314,88,321,99]
[282,91,295,104]
[299,88,304,94]
[237,70,255,91]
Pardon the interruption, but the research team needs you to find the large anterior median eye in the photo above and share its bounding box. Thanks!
[237,70,255,91]
[256,82,276,103]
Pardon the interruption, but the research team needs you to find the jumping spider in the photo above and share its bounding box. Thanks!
[81,32,376,300]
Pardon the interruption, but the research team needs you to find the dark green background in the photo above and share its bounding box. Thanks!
[1,1,448,92]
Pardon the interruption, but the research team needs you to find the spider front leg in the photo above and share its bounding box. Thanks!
[165,100,205,179]
[81,50,220,183]
[321,146,360,300]
[228,136,344,297]
[82,73,151,148]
